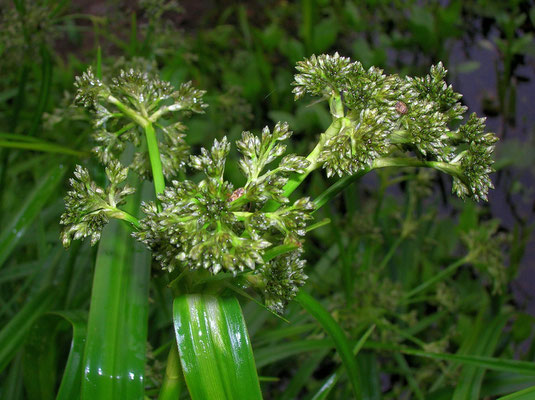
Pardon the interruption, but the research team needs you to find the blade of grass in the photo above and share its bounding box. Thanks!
[311,324,376,400]
[0,164,66,268]
[295,290,362,400]
[453,314,508,400]
[81,185,151,399]
[0,286,57,373]
[364,342,535,375]
[22,316,60,400]
[0,140,88,157]
[29,45,53,136]
[173,294,263,400]
[280,349,329,400]
[2,352,24,400]
[54,311,87,400]
[498,386,535,399]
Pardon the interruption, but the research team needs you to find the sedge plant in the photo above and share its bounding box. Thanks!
[61,53,498,399]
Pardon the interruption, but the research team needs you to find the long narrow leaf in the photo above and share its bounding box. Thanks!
[0,140,87,157]
[55,311,87,400]
[173,294,263,400]
[311,324,375,400]
[255,339,333,369]
[0,287,56,372]
[295,291,362,400]
[453,314,508,400]
[364,342,535,375]
[498,386,535,400]
[0,164,65,268]
[81,188,151,399]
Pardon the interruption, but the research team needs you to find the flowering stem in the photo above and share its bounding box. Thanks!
[107,95,166,210]
[144,122,165,210]
[313,157,462,211]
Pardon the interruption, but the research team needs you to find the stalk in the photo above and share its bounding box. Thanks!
[144,122,166,209]
[158,344,185,400]
[107,95,166,209]
[263,117,344,212]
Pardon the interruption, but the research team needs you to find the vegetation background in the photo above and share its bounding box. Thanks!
[1,0,534,399]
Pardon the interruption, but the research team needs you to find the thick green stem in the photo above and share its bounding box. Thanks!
[107,96,166,208]
[263,117,344,212]
[144,122,166,207]
[109,208,141,230]
[313,157,463,211]
[158,343,185,400]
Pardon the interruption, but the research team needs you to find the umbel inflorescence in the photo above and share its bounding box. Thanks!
[60,54,498,313]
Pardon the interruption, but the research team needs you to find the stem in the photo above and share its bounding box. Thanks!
[109,208,141,230]
[106,95,166,208]
[263,117,344,212]
[144,122,166,209]
[313,157,463,212]
[403,256,470,300]
[158,343,185,400]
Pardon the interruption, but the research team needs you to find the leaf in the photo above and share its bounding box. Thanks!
[365,342,535,375]
[0,287,57,373]
[55,311,87,400]
[0,164,66,268]
[295,291,362,400]
[173,294,263,400]
[311,324,375,400]
[81,186,151,400]
[498,386,535,400]
[452,314,508,400]
[255,339,333,369]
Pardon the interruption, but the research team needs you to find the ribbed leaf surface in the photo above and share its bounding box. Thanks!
[173,294,263,400]
[80,192,150,400]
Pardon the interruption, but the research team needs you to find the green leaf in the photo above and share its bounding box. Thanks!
[311,324,375,400]
[173,294,263,400]
[453,314,508,400]
[0,139,87,157]
[365,342,535,375]
[498,386,535,400]
[0,287,56,373]
[81,187,151,400]
[55,311,87,400]
[255,339,333,369]
[295,291,362,400]
[0,164,66,268]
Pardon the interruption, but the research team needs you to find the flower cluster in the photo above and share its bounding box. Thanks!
[60,161,135,248]
[293,53,498,201]
[74,67,206,179]
[135,123,314,311]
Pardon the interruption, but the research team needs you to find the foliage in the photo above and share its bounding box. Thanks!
[0,1,533,399]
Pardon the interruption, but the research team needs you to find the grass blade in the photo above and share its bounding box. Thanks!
[0,164,66,268]
[0,287,57,373]
[453,314,508,400]
[0,140,88,157]
[81,187,151,399]
[54,311,87,400]
[311,324,375,400]
[255,339,333,369]
[295,291,362,400]
[498,386,535,399]
[173,294,263,400]
[364,342,535,375]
